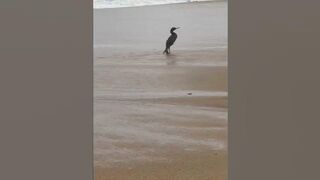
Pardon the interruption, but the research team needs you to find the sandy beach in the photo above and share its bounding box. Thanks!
[94,1,227,179]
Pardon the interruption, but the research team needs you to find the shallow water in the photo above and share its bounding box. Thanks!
[95,100,227,166]
[94,48,227,167]
[94,1,227,168]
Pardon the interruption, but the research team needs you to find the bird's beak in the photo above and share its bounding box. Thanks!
[176,27,180,29]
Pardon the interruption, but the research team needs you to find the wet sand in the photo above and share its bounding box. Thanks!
[94,1,227,179]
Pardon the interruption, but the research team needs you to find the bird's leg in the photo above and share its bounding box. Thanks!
[168,48,171,54]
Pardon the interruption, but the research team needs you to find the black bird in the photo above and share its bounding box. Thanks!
[163,27,180,54]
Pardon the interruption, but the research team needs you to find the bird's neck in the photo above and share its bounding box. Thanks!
[170,31,176,35]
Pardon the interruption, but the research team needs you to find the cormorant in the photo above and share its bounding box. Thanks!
[163,27,180,54]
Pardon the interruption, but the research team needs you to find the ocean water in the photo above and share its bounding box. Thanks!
[94,0,215,9]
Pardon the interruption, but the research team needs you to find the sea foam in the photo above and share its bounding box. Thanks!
[94,0,215,9]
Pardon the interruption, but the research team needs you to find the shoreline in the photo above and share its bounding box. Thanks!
[94,0,226,10]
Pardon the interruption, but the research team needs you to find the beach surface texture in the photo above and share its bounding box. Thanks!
[94,1,227,179]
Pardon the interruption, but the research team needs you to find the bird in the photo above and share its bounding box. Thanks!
[163,27,180,54]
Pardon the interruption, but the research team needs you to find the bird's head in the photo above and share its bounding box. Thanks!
[170,27,180,32]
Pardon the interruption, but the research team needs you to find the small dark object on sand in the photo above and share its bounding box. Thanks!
[187,92,192,95]
[163,27,180,54]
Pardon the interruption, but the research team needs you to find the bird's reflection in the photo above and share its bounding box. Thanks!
[165,53,177,65]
